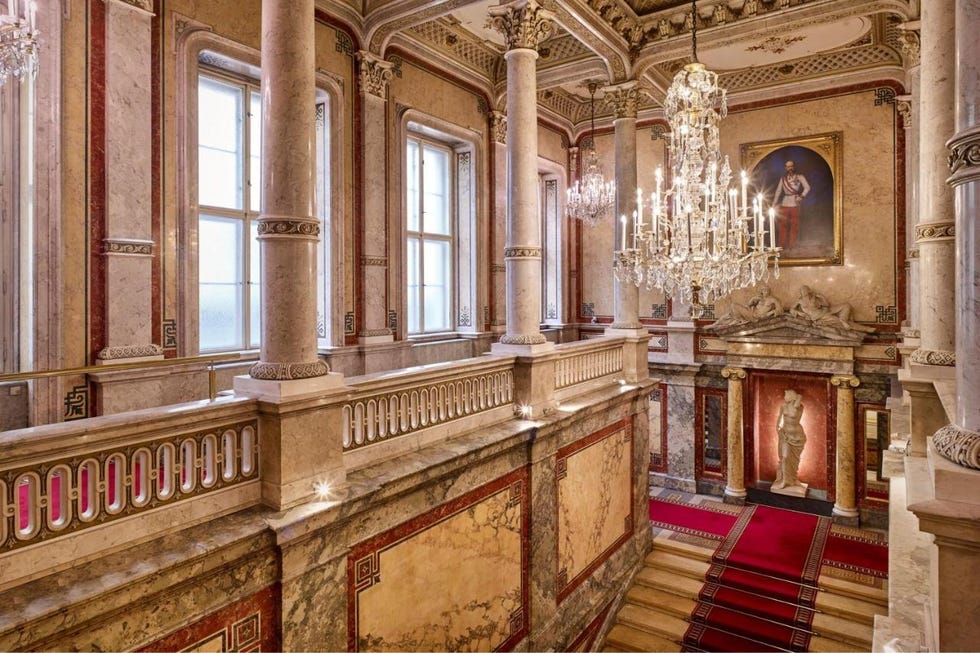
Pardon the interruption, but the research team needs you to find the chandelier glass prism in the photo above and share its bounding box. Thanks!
[0,0,39,86]
[614,0,779,316]
[566,82,615,227]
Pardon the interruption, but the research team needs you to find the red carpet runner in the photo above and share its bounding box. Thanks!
[654,502,829,652]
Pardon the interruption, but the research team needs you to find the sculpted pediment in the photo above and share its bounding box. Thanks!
[709,314,866,345]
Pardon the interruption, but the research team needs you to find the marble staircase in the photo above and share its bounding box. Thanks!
[602,531,887,652]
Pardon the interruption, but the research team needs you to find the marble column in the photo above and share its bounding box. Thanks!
[912,0,956,368]
[356,51,395,348]
[234,0,346,510]
[603,81,649,382]
[97,0,162,365]
[899,24,922,338]
[488,0,553,353]
[722,367,747,504]
[831,374,860,525]
[491,111,508,333]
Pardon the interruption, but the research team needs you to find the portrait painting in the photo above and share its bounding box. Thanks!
[740,132,842,266]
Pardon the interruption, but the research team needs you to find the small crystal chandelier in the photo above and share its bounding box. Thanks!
[566,82,615,226]
[0,0,39,86]
[614,0,779,317]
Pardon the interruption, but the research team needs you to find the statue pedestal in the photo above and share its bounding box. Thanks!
[771,482,808,498]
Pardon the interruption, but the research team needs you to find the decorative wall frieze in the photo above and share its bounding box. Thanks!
[895,94,913,131]
[256,219,320,237]
[914,221,955,242]
[909,348,956,366]
[249,360,330,380]
[97,343,164,360]
[360,256,388,267]
[487,0,555,52]
[335,29,355,57]
[932,424,980,470]
[356,50,395,98]
[102,238,154,256]
[491,111,507,145]
[358,328,393,338]
[650,125,668,141]
[602,81,639,120]
[63,385,89,420]
[504,247,542,258]
[947,127,980,184]
[874,87,896,106]
[498,333,548,345]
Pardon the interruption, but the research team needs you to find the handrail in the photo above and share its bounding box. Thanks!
[0,353,248,402]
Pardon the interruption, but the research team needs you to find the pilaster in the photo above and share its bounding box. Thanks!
[831,374,860,525]
[722,366,747,504]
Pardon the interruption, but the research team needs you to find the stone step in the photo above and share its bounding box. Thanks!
[810,633,870,652]
[819,571,889,607]
[634,566,704,599]
[812,611,874,648]
[645,548,711,580]
[617,602,690,641]
[651,531,717,561]
[816,589,886,625]
[624,584,696,619]
[603,624,681,653]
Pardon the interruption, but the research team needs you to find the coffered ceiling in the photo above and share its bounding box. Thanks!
[319,0,916,135]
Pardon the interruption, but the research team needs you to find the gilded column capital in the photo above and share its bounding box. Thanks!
[491,110,507,144]
[898,27,921,67]
[487,0,555,52]
[830,374,860,389]
[721,367,746,381]
[602,81,640,120]
[355,50,395,98]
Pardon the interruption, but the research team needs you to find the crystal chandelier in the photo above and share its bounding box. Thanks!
[0,0,39,86]
[614,0,779,317]
[566,82,615,226]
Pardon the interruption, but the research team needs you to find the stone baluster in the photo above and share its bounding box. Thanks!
[604,81,650,382]
[722,366,747,504]
[831,374,860,525]
[234,0,346,511]
[488,0,553,353]
[356,51,395,359]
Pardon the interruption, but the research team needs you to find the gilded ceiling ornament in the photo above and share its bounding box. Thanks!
[745,34,806,54]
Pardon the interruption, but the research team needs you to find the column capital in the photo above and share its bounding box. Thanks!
[947,126,980,186]
[830,374,860,388]
[355,50,394,98]
[896,94,913,131]
[491,110,507,144]
[933,424,980,470]
[721,366,746,381]
[602,81,640,120]
[898,26,921,67]
[487,0,555,52]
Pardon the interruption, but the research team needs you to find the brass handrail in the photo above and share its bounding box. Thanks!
[0,353,252,402]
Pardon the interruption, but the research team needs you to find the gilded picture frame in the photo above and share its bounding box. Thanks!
[740,132,843,266]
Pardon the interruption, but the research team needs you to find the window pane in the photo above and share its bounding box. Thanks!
[198,77,243,209]
[249,222,261,349]
[407,237,420,334]
[422,145,450,235]
[423,239,450,332]
[250,91,261,212]
[199,216,243,350]
[407,139,420,233]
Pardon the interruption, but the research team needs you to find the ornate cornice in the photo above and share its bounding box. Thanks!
[721,367,746,381]
[97,344,164,360]
[249,359,330,380]
[830,374,860,389]
[947,127,980,186]
[487,0,555,52]
[103,238,154,256]
[933,424,980,471]
[602,81,640,120]
[909,348,956,366]
[504,247,542,258]
[491,111,507,144]
[914,221,955,242]
[358,328,393,337]
[356,50,395,98]
[256,219,320,237]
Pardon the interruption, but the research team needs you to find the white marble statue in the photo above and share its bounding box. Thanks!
[789,285,874,333]
[713,284,785,328]
[772,389,807,495]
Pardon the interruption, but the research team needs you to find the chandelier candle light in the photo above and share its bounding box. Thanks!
[614,0,779,317]
[0,0,39,86]
[566,81,616,226]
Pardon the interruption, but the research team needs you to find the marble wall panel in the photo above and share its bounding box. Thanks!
[579,131,617,319]
[663,372,698,491]
[138,585,280,652]
[348,468,529,652]
[556,420,633,602]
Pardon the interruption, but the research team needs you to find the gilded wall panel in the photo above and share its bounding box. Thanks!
[349,469,529,652]
[556,419,634,601]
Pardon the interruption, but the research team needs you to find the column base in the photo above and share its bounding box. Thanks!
[832,504,860,527]
[723,487,746,505]
[491,340,555,356]
[234,371,347,403]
